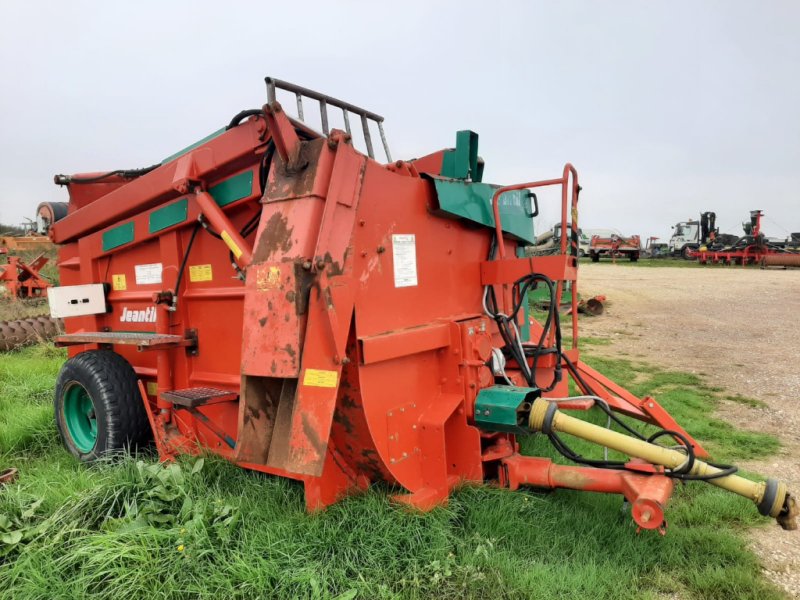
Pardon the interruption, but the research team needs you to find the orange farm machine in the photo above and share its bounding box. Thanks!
[47,77,796,533]
[0,247,51,299]
[589,233,641,262]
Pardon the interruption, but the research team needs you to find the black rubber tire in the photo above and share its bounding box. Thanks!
[681,245,696,260]
[629,253,639,262]
[54,350,151,462]
[590,252,600,263]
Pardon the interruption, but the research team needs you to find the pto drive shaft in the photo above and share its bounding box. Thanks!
[528,398,798,530]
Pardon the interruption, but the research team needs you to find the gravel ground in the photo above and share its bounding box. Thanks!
[578,262,800,598]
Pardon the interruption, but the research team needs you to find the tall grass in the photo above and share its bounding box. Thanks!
[0,344,785,599]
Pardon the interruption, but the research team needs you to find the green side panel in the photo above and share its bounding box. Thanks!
[149,198,188,234]
[209,170,254,207]
[517,246,531,343]
[441,130,482,182]
[474,386,539,435]
[431,178,536,244]
[102,222,135,252]
[161,127,227,164]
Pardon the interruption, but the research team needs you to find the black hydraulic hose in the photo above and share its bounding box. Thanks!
[258,141,276,194]
[525,276,562,391]
[483,235,563,391]
[561,354,648,442]
[486,230,742,482]
[171,223,202,310]
[540,386,740,479]
[646,430,739,481]
[226,109,264,130]
[59,163,161,185]
[547,431,628,469]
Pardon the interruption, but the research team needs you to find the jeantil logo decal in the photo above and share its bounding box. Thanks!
[119,307,157,323]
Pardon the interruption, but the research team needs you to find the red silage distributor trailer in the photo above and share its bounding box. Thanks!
[48,78,796,532]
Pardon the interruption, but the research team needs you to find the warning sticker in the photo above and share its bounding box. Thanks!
[392,234,418,287]
[146,381,158,396]
[134,263,163,285]
[189,264,213,282]
[302,368,338,388]
[112,274,127,291]
[256,265,281,291]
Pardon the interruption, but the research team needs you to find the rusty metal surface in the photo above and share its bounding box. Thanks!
[234,376,288,465]
[161,387,237,408]
[761,253,800,268]
[55,331,186,348]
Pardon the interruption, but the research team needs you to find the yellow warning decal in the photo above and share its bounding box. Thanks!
[303,368,338,388]
[112,274,127,290]
[256,265,281,291]
[146,381,158,396]
[189,264,213,282]
[221,230,243,259]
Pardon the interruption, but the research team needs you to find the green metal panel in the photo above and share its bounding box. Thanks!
[209,170,254,207]
[102,222,135,252]
[441,130,481,181]
[516,246,531,343]
[430,178,536,244]
[162,127,227,164]
[149,198,188,234]
[474,386,540,434]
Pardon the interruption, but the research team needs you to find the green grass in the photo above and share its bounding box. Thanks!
[581,258,703,268]
[724,394,768,409]
[580,258,766,269]
[0,344,786,599]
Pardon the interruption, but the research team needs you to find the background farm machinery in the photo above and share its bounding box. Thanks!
[692,210,800,267]
[667,209,799,267]
[527,223,590,257]
[0,247,51,300]
[589,231,641,262]
[0,203,65,351]
[0,247,63,351]
[43,77,796,534]
[0,202,66,299]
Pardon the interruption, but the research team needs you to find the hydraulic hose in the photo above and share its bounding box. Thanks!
[227,109,263,130]
[528,397,798,530]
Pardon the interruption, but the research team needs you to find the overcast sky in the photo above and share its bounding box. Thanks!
[1,1,798,242]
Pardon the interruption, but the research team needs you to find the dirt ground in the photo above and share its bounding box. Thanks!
[579,262,800,598]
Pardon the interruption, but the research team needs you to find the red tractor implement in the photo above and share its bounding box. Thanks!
[0,247,51,299]
[589,233,641,262]
[47,77,796,533]
[694,210,799,266]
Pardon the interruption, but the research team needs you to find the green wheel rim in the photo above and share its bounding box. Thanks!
[63,382,97,453]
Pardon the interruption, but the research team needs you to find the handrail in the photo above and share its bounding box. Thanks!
[490,163,579,260]
[489,164,581,347]
[265,77,392,162]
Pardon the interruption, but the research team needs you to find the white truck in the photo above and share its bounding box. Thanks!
[667,219,701,259]
[668,212,725,259]
[668,212,745,259]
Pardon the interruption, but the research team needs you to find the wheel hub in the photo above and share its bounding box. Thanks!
[63,382,97,453]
